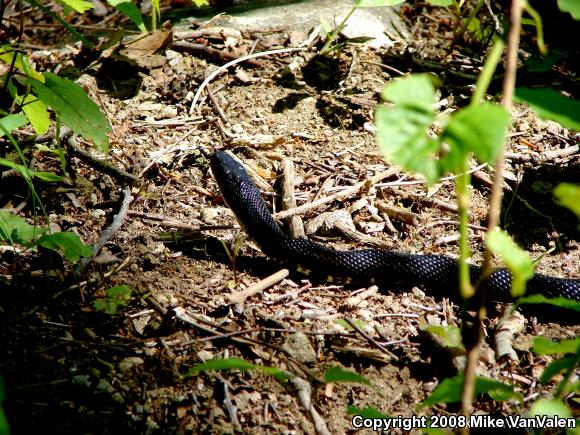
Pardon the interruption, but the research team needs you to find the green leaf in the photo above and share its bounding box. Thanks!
[532,337,580,355]
[93,285,133,314]
[319,16,333,35]
[0,158,62,183]
[31,172,64,182]
[36,232,92,261]
[485,230,534,297]
[183,358,290,382]
[515,87,580,131]
[421,324,464,351]
[358,0,406,6]
[516,294,580,312]
[420,375,520,408]
[335,318,365,330]
[29,73,111,153]
[191,0,208,6]
[24,0,94,48]
[106,0,147,32]
[529,398,572,418]
[441,103,510,173]
[0,113,29,137]
[0,375,8,435]
[0,158,33,178]
[107,285,133,300]
[56,0,93,13]
[324,366,371,385]
[20,94,50,135]
[346,405,391,418]
[525,50,567,73]
[557,0,580,20]
[564,381,580,394]
[540,355,577,385]
[426,0,453,5]
[0,46,44,81]
[376,74,441,183]
[381,73,437,112]
[554,183,580,220]
[0,210,45,244]
[151,0,160,16]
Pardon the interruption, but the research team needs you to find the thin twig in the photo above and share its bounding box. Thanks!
[505,145,578,163]
[460,0,524,421]
[343,317,398,361]
[227,269,290,305]
[190,47,308,113]
[290,376,331,435]
[128,210,237,232]
[79,186,133,272]
[281,158,305,238]
[68,138,137,184]
[274,169,397,220]
[205,81,230,124]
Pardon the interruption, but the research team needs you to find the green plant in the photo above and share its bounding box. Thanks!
[0,375,8,435]
[184,357,291,383]
[92,285,133,314]
[0,211,92,262]
[373,0,580,422]
[320,0,502,55]
[185,358,371,398]
[320,0,406,54]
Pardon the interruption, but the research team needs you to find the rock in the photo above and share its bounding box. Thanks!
[282,332,317,364]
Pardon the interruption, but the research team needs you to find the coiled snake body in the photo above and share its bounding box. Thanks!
[211,151,580,305]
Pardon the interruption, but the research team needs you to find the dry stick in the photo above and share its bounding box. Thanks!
[225,150,273,192]
[290,376,331,435]
[67,137,137,184]
[460,0,524,421]
[174,307,318,380]
[205,80,230,124]
[190,47,308,113]
[388,189,459,214]
[55,256,131,298]
[160,337,180,378]
[343,317,399,361]
[274,169,397,220]
[281,158,305,238]
[333,220,392,249]
[227,269,290,305]
[423,219,487,232]
[494,307,525,362]
[127,210,237,232]
[79,185,133,272]
[505,144,579,163]
[375,199,420,225]
[171,41,263,67]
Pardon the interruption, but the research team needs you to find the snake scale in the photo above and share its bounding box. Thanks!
[211,151,580,306]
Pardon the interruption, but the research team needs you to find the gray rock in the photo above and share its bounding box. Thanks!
[282,332,317,363]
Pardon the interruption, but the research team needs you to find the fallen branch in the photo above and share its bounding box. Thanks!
[227,269,290,305]
[68,137,137,184]
[79,185,132,272]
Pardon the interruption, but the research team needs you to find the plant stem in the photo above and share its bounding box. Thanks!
[456,168,473,299]
[471,39,504,105]
[555,350,580,398]
[320,1,359,54]
[459,0,524,422]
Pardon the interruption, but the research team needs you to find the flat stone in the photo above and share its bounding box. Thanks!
[178,0,409,48]
[282,332,317,364]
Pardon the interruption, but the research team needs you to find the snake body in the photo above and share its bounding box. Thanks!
[211,151,580,304]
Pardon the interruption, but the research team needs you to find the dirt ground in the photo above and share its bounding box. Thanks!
[1,3,579,434]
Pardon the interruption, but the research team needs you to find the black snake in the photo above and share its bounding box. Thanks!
[211,151,580,306]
